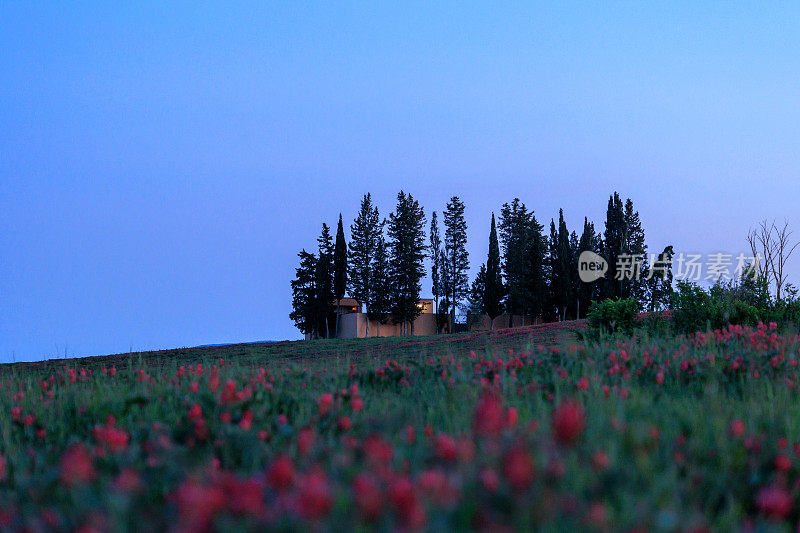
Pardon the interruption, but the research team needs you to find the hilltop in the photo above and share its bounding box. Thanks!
[4,320,585,372]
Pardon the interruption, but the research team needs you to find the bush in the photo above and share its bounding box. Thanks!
[669,279,800,334]
[670,280,762,333]
[587,298,639,336]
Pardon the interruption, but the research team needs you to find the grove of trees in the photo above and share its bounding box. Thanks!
[291,191,672,337]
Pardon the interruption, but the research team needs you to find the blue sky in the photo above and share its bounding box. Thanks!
[2,2,800,361]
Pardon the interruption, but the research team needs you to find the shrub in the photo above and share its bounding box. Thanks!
[587,298,639,336]
[670,278,800,334]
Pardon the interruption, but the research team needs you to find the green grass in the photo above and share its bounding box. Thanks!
[0,321,798,531]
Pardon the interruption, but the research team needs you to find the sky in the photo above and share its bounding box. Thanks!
[2,2,800,362]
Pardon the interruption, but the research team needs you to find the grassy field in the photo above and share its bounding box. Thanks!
[2,320,800,531]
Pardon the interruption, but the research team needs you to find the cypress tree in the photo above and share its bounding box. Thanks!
[467,263,487,327]
[289,250,318,337]
[387,191,427,335]
[524,214,547,323]
[348,194,381,337]
[646,245,674,311]
[316,223,334,338]
[577,217,601,318]
[443,196,469,326]
[499,199,532,327]
[333,214,348,338]
[437,248,451,332]
[429,211,443,332]
[622,198,648,305]
[554,210,574,321]
[603,192,626,299]
[368,234,391,337]
[484,214,504,330]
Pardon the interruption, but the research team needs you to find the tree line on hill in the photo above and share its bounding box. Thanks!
[291,190,674,338]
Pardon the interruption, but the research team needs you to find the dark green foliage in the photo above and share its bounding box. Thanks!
[669,276,800,334]
[483,214,504,327]
[437,248,451,333]
[670,280,756,333]
[430,211,443,328]
[348,194,381,335]
[602,192,626,300]
[443,196,469,324]
[524,214,547,321]
[499,199,546,326]
[387,191,427,334]
[316,223,335,338]
[576,217,602,318]
[368,235,391,336]
[644,245,674,312]
[587,298,639,336]
[467,263,487,328]
[289,250,318,337]
[333,214,348,336]
[549,210,574,321]
[622,198,648,304]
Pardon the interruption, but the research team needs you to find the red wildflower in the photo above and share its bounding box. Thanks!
[60,444,95,486]
[266,455,295,492]
[297,427,316,456]
[223,475,265,516]
[296,469,332,520]
[756,484,792,520]
[114,468,142,492]
[775,454,791,472]
[187,403,202,420]
[174,478,225,529]
[551,400,586,445]
[473,390,505,437]
[337,416,352,431]
[317,393,333,417]
[434,433,458,462]
[238,410,253,431]
[351,396,364,412]
[389,476,426,529]
[729,419,745,438]
[405,425,416,444]
[502,446,535,492]
[220,380,237,403]
[363,435,394,467]
[506,407,519,429]
[352,472,384,522]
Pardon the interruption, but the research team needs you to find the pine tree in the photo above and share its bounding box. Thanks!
[442,196,469,326]
[429,211,443,332]
[622,198,648,305]
[437,248,451,333]
[484,213,504,330]
[316,223,334,338]
[645,245,674,311]
[467,263,487,327]
[551,210,574,321]
[333,214,348,338]
[603,192,626,299]
[524,214,547,323]
[289,250,318,337]
[348,194,381,337]
[499,199,532,327]
[368,234,391,337]
[387,191,427,335]
[568,229,579,318]
[577,217,601,318]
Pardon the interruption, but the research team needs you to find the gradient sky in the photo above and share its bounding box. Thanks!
[2,2,800,362]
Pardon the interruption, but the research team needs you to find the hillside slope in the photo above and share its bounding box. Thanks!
[6,320,586,372]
